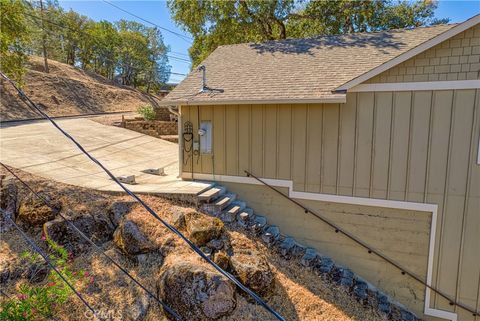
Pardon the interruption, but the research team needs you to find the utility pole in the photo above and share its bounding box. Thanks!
[39,0,49,73]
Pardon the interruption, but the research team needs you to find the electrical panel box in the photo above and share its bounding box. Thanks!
[199,121,212,154]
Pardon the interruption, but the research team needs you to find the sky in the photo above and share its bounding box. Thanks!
[58,0,480,84]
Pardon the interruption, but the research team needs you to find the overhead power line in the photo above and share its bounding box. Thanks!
[23,11,190,75]
[0,72,286,321]
[1,209,103,321]
[0,163,183,321]
[101,0,193,43]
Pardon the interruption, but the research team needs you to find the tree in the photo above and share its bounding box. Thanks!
[167,0,449,66]
[0,0,31,83]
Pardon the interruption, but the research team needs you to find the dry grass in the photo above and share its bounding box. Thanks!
[0,56,160,121]
[0,168,389,321]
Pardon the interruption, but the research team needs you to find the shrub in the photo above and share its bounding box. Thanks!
[137,105,156,121]
[0,238,92,321]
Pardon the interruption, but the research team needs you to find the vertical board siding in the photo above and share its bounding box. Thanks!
[389,92,412,201]
[456,89,479,321]
[225,105,238,176]
[292,105,308,191]
[338,94,357,196]
[355,92,375,197]
[277,105,292,180]
[322,104,340,194]
[182,88,480,319]
[306,105,322,192]
[436,90,477,313]
[251,105,264,177]
[238,106,251,175]
[372,92,393,199]
[212,105,226,175]
[264,105,278,178]
[407,92,432,203]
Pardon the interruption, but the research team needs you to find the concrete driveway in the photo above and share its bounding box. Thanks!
[0,118,211,195]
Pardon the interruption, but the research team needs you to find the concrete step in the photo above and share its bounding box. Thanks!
[197,185,226,202]
[219,201,246,223]
[202,192,236,215]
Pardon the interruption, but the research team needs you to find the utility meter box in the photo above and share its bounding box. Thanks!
[199,121,212,154]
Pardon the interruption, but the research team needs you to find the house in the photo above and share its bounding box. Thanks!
[160,15,480,321]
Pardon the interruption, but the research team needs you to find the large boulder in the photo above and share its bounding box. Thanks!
[229,248,275,297]
[113,219,154,255]
[185,212,224,246]
[108,201,136,227]
[158,261,236,321]
[44,213,114,253]
[18,194,60,227]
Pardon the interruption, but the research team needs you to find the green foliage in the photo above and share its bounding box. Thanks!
[0,0,171,89]
[0,0,31,84]
[137,105,156,120]
[0,239,91,321]
[167,0,449,66]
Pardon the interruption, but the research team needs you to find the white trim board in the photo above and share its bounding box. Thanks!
[335,15,480,92]
[350,80,480,92]
[183,172,457,321]
[159,96,346,106]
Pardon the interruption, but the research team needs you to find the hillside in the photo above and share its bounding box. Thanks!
[0,168,397,321]
[1,56,161,121]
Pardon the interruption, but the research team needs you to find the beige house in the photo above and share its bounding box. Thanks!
[161,15,480,321]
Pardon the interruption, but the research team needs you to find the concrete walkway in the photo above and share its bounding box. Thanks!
[0,118,211,195]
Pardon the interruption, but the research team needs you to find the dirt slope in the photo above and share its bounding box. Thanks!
[1,56,161,121]
[0,168,392,321]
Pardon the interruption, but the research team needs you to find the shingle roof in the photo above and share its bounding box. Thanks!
[162,24,456,105]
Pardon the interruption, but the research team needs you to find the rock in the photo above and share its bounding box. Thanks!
[206,239,224,251]
[315,256,334,274]
[261,225,280,246]
[237,209,253,228]
[44,213,114,254]
[18,194,60,227]
[278,237,296,258]
[171,209,186,229]
[126,294,150,321]
[108,201,136,226]
[201,246,212,256]
[400,308,416,321]
[353,278,368,301]
[376,292,391,314]
[213,251,230,270]
[0,178,17,232]
[158,261,236,321]
[230,249,274,296]
[185,212,224,246]
[113,220,154,255]
[301,248,318,267]
[251,215,267,232]
[335,267,354,288]
[219,210,237,223]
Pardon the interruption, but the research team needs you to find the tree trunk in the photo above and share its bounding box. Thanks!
[39,0,49,73]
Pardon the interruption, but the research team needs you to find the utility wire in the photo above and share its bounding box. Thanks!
[1,210,103,321]
[0,72,286,321]
[0,163,183,321]
[101,0,193,43]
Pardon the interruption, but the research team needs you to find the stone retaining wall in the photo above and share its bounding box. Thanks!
[154,106,174,121]
[122,119,178,143]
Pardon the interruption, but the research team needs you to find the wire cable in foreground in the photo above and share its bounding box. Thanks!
[2,210,102,321]
[0,163,183,321]
[0,72,285,321]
